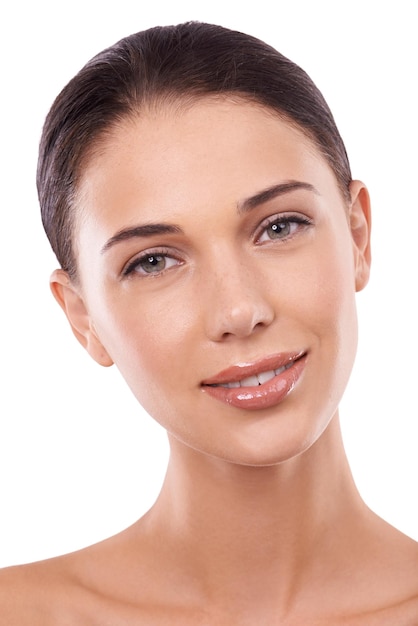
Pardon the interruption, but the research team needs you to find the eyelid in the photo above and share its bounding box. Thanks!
[254,212,313,244]
[121,247,183,278]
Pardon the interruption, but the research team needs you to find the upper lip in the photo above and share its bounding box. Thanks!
[201,351,307,386]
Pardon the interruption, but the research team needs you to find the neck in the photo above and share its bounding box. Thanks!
[144,415,367,612]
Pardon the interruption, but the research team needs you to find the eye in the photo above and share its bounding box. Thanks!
[256,214,312,244]
[122,251,181,277]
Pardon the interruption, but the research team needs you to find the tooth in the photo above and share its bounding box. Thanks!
[240,375,259,387]
[257,370,276,385]
[211,361,297,390]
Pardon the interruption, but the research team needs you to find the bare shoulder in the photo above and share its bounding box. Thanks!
[0,532,131,626]
[0,555,89,626]
[355,524,418,625]
[0,519,417,626]
[0,562,40,625]
[0,524,161,626]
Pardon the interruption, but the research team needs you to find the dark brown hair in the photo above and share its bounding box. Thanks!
[37,22,352,280]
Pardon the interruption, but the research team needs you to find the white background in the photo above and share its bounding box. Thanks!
[0,0,417,566]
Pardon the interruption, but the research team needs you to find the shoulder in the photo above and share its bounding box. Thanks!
[0,526,154,625]
[0,563,39,625]
[0,556,97,626]
[0,561,53,625]
[359,529,418,626]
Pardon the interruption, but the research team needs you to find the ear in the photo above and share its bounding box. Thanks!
[348,180,372,292]
[50,269,114,367]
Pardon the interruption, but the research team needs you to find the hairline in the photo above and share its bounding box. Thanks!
[70,92,351,285]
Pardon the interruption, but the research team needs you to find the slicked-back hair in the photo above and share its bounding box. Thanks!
[37,22,352,280]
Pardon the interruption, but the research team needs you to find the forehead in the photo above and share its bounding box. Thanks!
[76,98,339,231]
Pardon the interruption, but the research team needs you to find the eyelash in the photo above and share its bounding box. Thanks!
[122,248,182,277]
[121,213,313,278]
[255,213,313,244]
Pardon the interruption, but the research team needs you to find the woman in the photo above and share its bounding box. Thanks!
[1,21,417,624]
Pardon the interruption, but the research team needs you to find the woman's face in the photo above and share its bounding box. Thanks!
[55,98,371,466]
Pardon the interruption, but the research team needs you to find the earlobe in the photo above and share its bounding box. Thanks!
[50,269,114,367]
[348,180,372,292]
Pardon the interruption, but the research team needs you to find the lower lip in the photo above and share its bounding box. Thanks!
[202,354,307,411]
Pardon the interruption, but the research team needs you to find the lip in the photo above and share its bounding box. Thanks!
[201,351,307,410]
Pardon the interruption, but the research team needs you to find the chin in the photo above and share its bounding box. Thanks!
[183,414,334,469]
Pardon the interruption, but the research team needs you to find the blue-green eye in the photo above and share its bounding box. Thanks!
[123,253,180,277]
[257,215,311,243]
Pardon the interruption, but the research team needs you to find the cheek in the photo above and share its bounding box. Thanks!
[310,259,357,335]
[302,234,359,394]
[273,228,359,391]
[276,234,356,318]
[299,220,358,324]
[93,288,199,414]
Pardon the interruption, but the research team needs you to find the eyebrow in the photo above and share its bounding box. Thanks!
[237,180,318,213]
[101,223,182,253]
[101,180,318,253]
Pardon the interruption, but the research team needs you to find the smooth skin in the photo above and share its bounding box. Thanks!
[1,99,417,624]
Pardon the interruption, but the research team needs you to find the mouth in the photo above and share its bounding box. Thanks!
[201,351,307,411]
[207,361,296,389]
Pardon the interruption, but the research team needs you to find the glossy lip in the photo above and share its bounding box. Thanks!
[201,351,307,410]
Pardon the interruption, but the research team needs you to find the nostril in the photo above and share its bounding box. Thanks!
[209,302,275,342]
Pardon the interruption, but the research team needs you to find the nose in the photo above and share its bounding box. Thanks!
[203,257,275,342]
